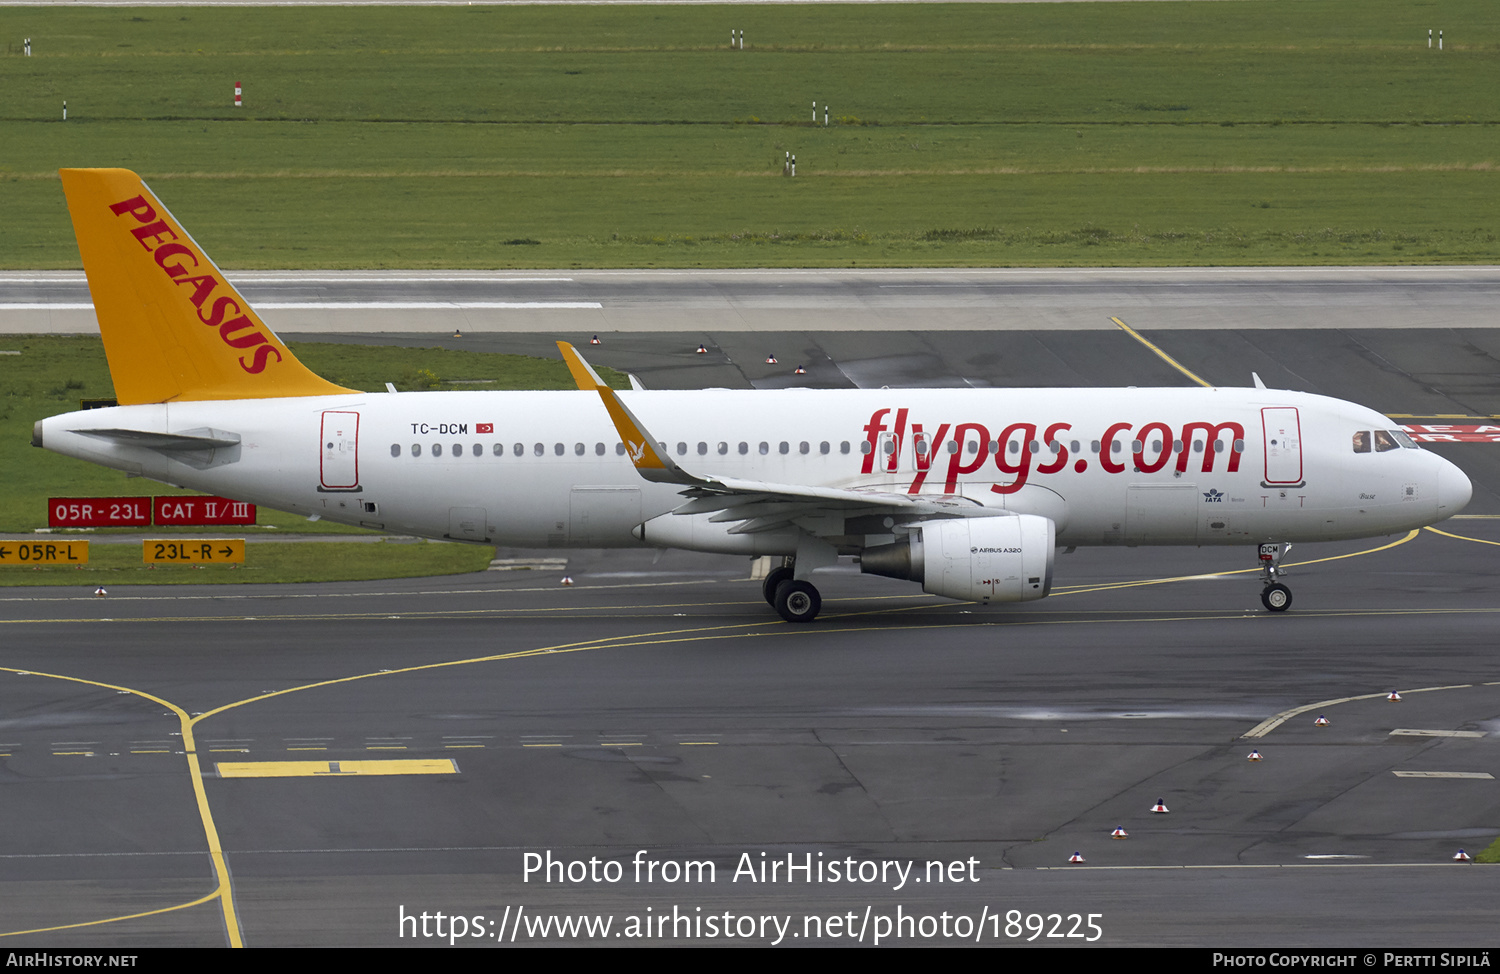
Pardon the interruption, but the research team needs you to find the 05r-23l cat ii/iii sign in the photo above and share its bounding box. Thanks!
[34,169,1471,622]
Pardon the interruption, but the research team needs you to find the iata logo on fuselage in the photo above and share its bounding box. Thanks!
[107,195,284,375]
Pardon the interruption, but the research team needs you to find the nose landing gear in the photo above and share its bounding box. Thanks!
[1258,543,1293,612]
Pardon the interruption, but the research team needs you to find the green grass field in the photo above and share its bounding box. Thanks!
[0,539,496,586]
[4,1,1499,266]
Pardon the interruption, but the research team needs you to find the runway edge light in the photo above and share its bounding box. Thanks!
[1152,798,1169,813]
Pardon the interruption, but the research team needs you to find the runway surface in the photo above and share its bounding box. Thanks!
[1,270,1498,947]
[7,266,1500,334]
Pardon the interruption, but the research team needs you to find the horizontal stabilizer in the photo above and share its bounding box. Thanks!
[73,427,241,451]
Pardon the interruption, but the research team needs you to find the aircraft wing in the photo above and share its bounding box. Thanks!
[557,342,987,534]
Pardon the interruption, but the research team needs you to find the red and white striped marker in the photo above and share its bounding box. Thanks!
[766,354,777,364]
[696,344,708,354]
[234,82,242,108]
[589,335,602,345]
[794,365,806,375]
[1110,827,1128,839]
[1388,691,1402,702]
[94,586,107,597]
[1151,798,1169,813]
[1315,715,1329,726]
[560,576,573,586]
[1453,849,1472,862]
[1068,851,1086,863]
[1248,749,1263,762]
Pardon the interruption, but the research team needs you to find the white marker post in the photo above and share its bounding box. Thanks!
[784,150,790,176]
[1428,29,1432,48]
[731,29,735,49]
[824,104,828,127]
[24,37,30,56]
[1439,30,1443,50]
[813,101,817,123]
[791,154,796,177]
[62,100,66,121]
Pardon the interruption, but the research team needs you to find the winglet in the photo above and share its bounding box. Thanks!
[60,168,356,404]
[559,339,607,391]
[557,341,693,484]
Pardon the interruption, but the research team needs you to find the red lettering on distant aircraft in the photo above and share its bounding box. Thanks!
[1099,422,1132,474]
[153,242,198,278]
[108,194,283,376]
[130,220,177,251]
[861,408,1248,495]
[108,196,156,223]
[991,422,1036,495]
[240,344,282,374]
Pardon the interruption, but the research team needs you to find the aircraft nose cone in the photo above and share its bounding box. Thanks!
[1437,458,1472,517]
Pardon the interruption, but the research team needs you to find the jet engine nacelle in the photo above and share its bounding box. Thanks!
[860,514,1056,603]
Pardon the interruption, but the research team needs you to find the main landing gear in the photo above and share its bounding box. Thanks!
[1257,542,1293,612]
[762,560,822,623]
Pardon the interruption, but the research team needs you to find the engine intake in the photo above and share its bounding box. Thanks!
[861,515,1055,603]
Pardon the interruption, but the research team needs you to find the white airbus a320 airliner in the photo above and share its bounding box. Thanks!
[34,170,1472,621]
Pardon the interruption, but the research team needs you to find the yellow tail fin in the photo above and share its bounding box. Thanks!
[60,168,355,404]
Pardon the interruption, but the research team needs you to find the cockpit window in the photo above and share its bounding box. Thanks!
[1391,429,1419,449]
[1373,429,1399,453]
[1352,431,1370,454]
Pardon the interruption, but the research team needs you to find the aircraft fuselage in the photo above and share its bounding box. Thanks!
[37,385,1469,554]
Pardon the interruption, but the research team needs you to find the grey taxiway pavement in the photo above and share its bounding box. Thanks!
[1,269,1498,947]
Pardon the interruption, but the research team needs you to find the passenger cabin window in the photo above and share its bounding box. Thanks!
[412,444,422,457]
[391,444,401,457]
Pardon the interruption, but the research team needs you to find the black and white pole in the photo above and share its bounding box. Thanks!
[824,104,829,127]
[784,150,790,176]
[1428,29,1433,48]
[1439,30,1443,50]
[62,100,66,121]
[813,101,817,123]
[791,154,796,177]
[24,37,30,56]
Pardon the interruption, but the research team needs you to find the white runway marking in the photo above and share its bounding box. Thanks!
[0,301,601,310]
